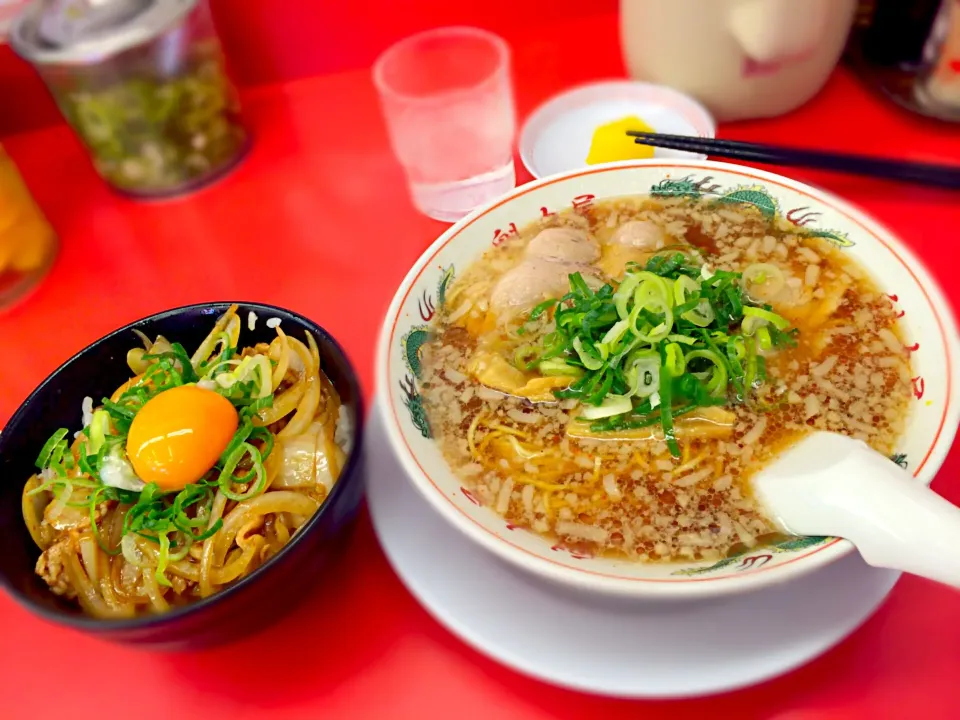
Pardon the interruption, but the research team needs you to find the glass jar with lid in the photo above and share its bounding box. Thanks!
[10,0,249,198]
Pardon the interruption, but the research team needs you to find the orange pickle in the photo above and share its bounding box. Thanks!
[0,145,58,307]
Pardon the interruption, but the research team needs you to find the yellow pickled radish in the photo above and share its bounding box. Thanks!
[0,199,21,236]
[9,219,56,272]
[0,232,15,273]
[586,115,656,165]
[0,145,57,280]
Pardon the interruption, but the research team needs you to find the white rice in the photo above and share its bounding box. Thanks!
[266,317,282,329]
[247,311,258,331]
[81,396,94,427]
[334,404,353,455]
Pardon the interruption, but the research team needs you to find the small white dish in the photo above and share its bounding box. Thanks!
[519,80,716,179]
[366,400,901,698]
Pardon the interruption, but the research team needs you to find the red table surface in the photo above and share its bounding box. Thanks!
[2,12,960,720]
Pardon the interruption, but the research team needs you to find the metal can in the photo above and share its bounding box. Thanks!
[10,0,249,198]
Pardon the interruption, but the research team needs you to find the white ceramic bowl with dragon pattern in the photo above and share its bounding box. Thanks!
[376,159,960,600]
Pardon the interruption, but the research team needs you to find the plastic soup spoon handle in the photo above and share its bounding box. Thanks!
[751,432,960,589]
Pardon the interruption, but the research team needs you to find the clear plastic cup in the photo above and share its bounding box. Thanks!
[374,27,517,222]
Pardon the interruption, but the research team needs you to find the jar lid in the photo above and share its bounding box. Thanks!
[10,0,198,64]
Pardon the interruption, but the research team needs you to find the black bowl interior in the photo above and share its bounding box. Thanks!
[0,302,364,639]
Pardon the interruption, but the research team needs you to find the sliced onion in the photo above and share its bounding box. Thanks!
[22,475,49,550]
[100,449,145,492]
[628,294,673,344]
[79,534,100,586]
[685,349,728,396]
[673,275,700,305]
[626,351,661,398]
[121,534,151,569]
[743,305,790,330]
[44,482,72,523]
[269,326,291,387]
[682,299,715,328]
[273,433,318,489]
[573,337,603,371]
[741,263,786,302]
[581,394,632,420]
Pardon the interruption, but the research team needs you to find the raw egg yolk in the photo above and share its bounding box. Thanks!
[126,385,239,491]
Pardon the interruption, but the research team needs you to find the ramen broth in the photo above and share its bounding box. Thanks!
[419,195,912,562]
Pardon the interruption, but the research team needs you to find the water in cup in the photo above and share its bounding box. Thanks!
[374,27,517,222]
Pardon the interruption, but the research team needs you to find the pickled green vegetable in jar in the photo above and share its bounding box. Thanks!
[57,45,247,194]
[10,0,249,198]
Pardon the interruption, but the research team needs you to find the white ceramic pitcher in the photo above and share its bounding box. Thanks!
[620,0,858,121]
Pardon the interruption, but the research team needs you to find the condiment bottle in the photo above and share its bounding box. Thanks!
[10,0,248,198]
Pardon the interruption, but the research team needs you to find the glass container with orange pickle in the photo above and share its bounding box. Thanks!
[0,145,57,308]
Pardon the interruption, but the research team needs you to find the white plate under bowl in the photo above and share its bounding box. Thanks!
[519,80,717,179]
[367,400,900,698]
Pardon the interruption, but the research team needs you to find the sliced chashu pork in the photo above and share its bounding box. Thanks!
[490,227,602,316]
[598,220,670,278]
[526,227,601,265]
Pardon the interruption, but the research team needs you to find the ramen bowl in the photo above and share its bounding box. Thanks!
[0,302,365,647]
[376,160,960,600]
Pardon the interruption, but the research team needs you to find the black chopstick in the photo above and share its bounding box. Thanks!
[626,131,960,190]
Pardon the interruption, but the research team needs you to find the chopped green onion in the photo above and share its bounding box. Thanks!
[87,409,110,454]
[664,343,686,376]
[744,336,759,391]
[528,298,558,320]
[743,305,789,330]
[625,350,660,398]
[520,246,795,421]
[219,442,266,501]
[685,349,728,396]
[614,272,642,319]
[573,337,604,371]
[600,319,630,349]
[155,532,174,587]
[538,358,584,377]
[35,428,69,469]
[569,272,594,298]
[681,298,716,327]
[673,275,699,305]
[514,344,538,369]
[581,394,632,420]
[756,326,773,351]
[658,345,679,457]
[76,443,97,477]
[628,295,673,343]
